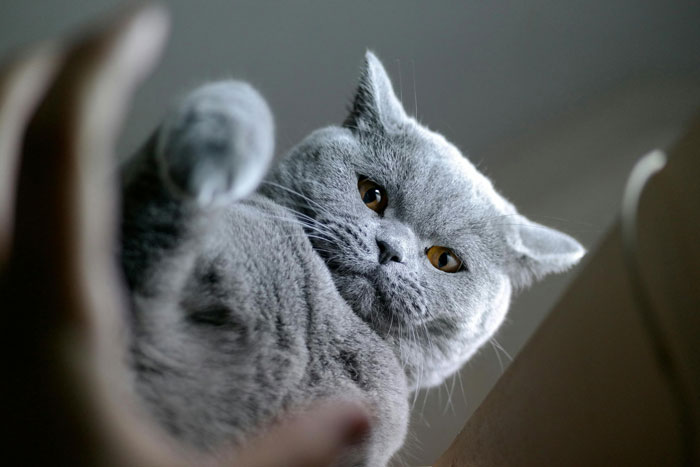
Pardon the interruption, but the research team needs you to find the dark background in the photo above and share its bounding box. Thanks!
[2,1,699,464]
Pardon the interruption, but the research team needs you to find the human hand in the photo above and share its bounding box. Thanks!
[0,4,369,466]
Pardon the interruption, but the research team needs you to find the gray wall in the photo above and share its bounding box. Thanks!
[3,1,699,464]
[3,1,699,157]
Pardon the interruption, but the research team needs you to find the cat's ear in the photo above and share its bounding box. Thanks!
[506,214,585,289]
[344,51,409,133]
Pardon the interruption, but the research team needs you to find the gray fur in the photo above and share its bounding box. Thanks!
[120,51,584,466]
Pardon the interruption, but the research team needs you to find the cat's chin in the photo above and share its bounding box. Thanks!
[328,266,427,338]
[329,271,377,320]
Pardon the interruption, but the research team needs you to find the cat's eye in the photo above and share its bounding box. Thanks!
[426,246,463,273]
[358,177,388,214]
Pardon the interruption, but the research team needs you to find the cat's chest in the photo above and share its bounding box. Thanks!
[212,196,331,304]
[133,195,409,458]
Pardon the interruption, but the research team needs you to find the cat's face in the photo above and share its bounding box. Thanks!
[265,52,584,390]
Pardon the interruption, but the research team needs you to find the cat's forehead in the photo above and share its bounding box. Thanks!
[372,124,513,222]
[356,124,513,254]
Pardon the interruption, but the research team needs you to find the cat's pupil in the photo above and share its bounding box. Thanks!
[438,252,449,268]
[364,189,381,204]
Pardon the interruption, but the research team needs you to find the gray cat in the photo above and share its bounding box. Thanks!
[120,52,584,466]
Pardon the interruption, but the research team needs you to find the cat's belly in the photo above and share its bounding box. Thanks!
[129,194,408,464]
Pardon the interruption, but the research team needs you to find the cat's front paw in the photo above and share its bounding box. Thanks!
[156,81,274,204]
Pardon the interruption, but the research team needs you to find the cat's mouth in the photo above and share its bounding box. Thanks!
[303,222,429,331]
[320,257,430,334]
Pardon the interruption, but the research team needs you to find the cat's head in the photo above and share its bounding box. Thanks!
[265,52,584,390]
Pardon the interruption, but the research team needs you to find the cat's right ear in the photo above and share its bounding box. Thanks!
[343,51,409,134]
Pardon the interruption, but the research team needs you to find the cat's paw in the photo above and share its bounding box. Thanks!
[156,81,274,205]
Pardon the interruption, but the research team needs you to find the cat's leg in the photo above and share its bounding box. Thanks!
[120,81,274,290]
[154,81,274,205]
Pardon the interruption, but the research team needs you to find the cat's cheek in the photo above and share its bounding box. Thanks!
[333,272,376,318]
[479,276,512,340]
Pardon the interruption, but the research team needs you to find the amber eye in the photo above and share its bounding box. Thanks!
[358,177,388,214]
[426,246,463,273]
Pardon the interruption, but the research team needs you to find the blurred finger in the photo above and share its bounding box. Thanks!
[0,43,63,264]
[4,5,174,466]
[217,402,371,467]
[11,3,168,330]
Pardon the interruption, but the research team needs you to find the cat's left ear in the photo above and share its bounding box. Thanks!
[344,51,409,133]
[506,215,585,289]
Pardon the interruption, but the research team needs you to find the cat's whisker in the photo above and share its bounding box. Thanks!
[255,205,326,230]
[302,223,344,244]
[254,209,344,245]
[469,213,600,234]
[456,366,468,407]
[466,212,522,228]
[261,181,338,219]
[270,205,347,245]
[397,319,403,358]
[305,235,336,244]
[529,215,599,229]
[443,371,458,416]
[411,387,420,410]
[421,379,431,414]
[407,324,421,407]
[281,199,338,225]
[491,337,513,362]
[395,58,403,104]
[490,339,505,373]
[411,58,418,119]
[419,322,434,393]
[249,212,341,245]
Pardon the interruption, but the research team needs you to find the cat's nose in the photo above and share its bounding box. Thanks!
[377,239,404,264]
